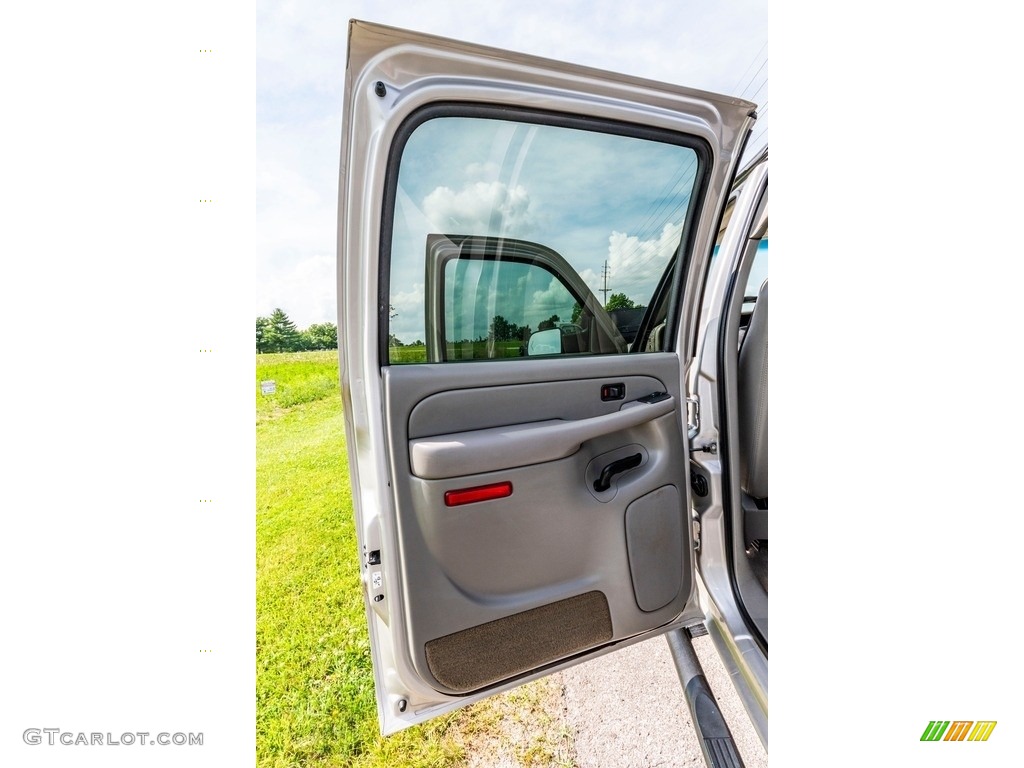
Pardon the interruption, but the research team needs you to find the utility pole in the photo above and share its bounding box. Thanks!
[600,261,610,306]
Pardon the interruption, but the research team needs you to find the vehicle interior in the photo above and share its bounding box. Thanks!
[739,273,768,593]
[705,149,769,648]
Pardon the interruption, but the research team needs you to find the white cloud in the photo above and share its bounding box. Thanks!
[388,283,426,343]
[577,267,602,298]
[391,283,424,313]
[255,253,335,329]
[607,220,685,304]
[422,181,533,236]
[530,276,575,321]
[465,161,500,180]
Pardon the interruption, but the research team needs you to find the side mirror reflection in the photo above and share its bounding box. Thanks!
[527,327,562,356]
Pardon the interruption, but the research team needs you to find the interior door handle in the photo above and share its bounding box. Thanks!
[593,453,643,492]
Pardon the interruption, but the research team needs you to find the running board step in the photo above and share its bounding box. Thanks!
[666,627,745,768]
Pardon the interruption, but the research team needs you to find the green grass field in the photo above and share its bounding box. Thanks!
[388,340,525,363]
[256,351,465,767]
[257,350,574,767]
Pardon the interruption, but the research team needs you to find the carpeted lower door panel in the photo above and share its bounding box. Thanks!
[424,590,613,693]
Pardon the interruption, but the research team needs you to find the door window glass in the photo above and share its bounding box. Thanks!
[386,110,704,363]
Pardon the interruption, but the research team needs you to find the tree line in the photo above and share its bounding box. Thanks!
[257,309,337,353]
[257,293,638,352]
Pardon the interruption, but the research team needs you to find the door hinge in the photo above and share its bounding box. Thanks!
[686,395,700,434]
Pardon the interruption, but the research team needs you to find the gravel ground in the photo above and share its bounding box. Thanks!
[553,634,767,768]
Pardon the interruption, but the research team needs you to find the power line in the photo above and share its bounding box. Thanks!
[731,40,767,94]
[607,156,698,274]
[746,76,768,103]
[747,125,768,155]
[738,58,768,101]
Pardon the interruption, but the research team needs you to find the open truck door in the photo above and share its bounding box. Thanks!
[338,19,756,734]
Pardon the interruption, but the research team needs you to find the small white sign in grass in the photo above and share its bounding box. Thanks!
[260,380,276,395]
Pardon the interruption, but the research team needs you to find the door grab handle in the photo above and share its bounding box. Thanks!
[409,394,674,479]
[594,453,643,492]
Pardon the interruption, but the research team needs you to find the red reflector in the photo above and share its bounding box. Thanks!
[444,481,513,507]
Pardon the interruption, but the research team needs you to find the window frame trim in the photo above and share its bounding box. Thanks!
[378,102,713,367]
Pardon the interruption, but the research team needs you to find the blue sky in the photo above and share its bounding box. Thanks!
[255,0,768,328]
